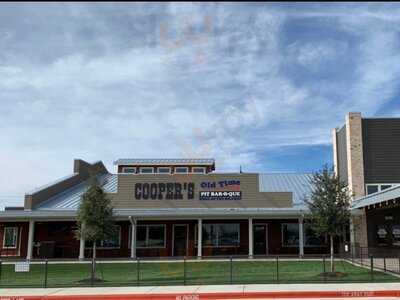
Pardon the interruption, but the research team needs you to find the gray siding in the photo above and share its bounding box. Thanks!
[336,125,348,184]
[362,118,400,183]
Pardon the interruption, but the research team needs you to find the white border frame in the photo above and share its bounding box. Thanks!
[2,226,18,249]
[172,224,189,256]
[136,224,167,249]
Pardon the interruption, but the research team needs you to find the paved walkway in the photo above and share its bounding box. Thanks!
[1,283,400,299]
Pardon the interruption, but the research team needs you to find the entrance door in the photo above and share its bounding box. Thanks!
[253,224,268,255]
[173,225,188,257]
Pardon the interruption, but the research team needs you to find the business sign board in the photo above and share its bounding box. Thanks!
[134,179,242,201]
[199,180,241,201]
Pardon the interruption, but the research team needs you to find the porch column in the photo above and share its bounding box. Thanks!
[299,216,304,257]
[79,236,85,260]
[197,219,202,258]
[26,220,35,261]
[248,218,253,258]
[130,218,137,259]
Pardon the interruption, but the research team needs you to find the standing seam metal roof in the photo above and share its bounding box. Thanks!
[259,173,313,207]
[36,173,117,210]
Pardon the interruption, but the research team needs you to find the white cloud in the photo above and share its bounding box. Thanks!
[1,3,400,208]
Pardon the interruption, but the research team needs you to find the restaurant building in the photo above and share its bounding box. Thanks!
[0,158,329,259]
[333,112,400,250]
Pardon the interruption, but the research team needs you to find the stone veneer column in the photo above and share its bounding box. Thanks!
[345,112,365,199]
[345,112,368,248]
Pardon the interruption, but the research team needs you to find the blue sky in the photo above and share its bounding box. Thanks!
[1,3,400,208]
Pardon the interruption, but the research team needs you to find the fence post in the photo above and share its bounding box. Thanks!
[183,256,187,286]
[384,256,386,272]
[370,255,374,282]
[276,256,279,284]
[136,258,140,286]
[398,255,400,274]
[323,256,326,283]
[230,256,233,284]
[91,257,95,287]
[44,260,48,288]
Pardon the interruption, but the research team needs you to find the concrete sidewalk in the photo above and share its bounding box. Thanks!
[1,283,400,299]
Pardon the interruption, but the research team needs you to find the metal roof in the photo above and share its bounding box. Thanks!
[259,173,313,207]
[114,158,215,166]
[352,184,400,209]
[36,173,118,210]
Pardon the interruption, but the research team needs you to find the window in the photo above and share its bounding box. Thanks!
[381,185,392,191]
[139,167,154,174]
[174,167,188,174]
[86,226,121,248]
[202,224,240,247]
[3,227,18,249]
[192,167,206,174]
[367,185,379,195]
[303,224,324,246]
[136,225,166,248]
[122,167,136,174]
[366,184,398,195]
[157,167,171,174]
[282,223,299,247]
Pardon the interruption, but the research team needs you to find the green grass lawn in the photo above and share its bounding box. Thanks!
[0,260,399,288]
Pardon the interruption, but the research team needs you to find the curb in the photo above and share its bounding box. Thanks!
[3,290,400,300]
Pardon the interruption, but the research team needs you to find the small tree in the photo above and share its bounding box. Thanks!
[76,177,115,277]
[305,165,351,273]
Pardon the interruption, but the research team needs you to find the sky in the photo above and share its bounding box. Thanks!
[1,2,400,209]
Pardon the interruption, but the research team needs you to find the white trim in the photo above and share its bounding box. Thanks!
[2,226,18,249]
[136,224,166,249]
[174,167,189,174]
[156,167,171,174]
[139,167,155,174]
[172,224,189,256]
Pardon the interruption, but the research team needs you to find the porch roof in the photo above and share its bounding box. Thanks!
[0,207,305,220]
[352,184,400,209]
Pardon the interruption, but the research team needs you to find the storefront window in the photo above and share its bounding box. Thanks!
[203,224,240,247]
[392,225,400,246]
[282,223,299,246]
[376,225,389,246]
[3,227,18,248]
[136,225,166,248]
[304,224,324,246]
[86,226,121,248]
